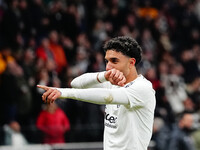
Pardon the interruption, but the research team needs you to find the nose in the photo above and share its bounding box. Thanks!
[106,62,113,71]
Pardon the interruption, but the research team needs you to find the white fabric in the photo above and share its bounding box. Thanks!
[57,72,156,150]
[3,125,28,146]
[58,87,129,105]
[70,72,107,88]
[12,133,28,146]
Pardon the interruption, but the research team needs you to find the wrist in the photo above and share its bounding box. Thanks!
[97,72,107,83]
[56,88,67,98]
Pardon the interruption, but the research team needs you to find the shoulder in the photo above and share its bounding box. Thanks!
[127,75,153,91]
[124,75,155,102]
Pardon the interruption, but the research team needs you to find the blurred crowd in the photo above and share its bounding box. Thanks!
[0,0,200,149]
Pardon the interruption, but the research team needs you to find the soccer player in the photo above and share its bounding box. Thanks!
[37,36,156,150]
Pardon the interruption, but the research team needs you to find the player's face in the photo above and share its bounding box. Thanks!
[105,50,135,77]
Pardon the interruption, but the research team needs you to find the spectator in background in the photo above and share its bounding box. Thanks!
[167,112,196,150]
[151,117,171,150]
[36,37,55,64]
[145,67,161,91]
[105,0,123,32]
[185,77,200,110]
[70,46,89,77]
[0,0,22,49]
[87,51,105,73]
[0,46,16,125]
[60,35,75,64]
[69,33,91,77]
[62,3,79,41]
[92,20,108,51]
[0,46,15,75]
[0,1,5,23]
[192,44,200,72]
[35,36,60,87]
[48,30,68,75]
[36,102,70,144]
[0,45,32,126]
[137,0,158,20]
[194,0,200,21]
[180,49,200,83]
[29,0,50,39]
[192,129,200,150]
[140,28,157,62]
[93,0,108,21]
[48,0,66,33]
[18,0,33,41]
[3,120,28,146]
[20,48,36,88]
[164,73,188,115]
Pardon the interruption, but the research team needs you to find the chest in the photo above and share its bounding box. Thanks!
[104,105,129,129]
[43,111,63,125]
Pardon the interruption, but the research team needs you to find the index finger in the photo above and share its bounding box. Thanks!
[37,85,50,91]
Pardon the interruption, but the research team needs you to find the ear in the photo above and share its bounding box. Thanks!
[129,58,136,67]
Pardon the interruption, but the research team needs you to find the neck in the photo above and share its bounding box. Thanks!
[125,67,138,84]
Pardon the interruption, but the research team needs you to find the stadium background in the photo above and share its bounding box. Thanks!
[0,0,200,149]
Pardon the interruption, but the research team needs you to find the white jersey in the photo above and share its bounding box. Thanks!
[58,72,156,150]
[104,75,156,150]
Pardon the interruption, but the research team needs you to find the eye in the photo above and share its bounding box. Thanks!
[111,58,118,64]
[105,59,108,64]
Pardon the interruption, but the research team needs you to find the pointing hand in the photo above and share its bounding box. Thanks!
[37,85,61,104]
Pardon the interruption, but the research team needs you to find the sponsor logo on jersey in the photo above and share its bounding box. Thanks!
[104,113,117,129]
[105,113,117,123]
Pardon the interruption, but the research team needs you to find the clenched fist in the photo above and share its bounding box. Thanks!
[104,69,126,86]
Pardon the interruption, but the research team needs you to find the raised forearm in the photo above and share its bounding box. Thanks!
[70,72,107,88]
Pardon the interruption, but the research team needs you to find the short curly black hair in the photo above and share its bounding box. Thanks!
[103,36,142,65]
